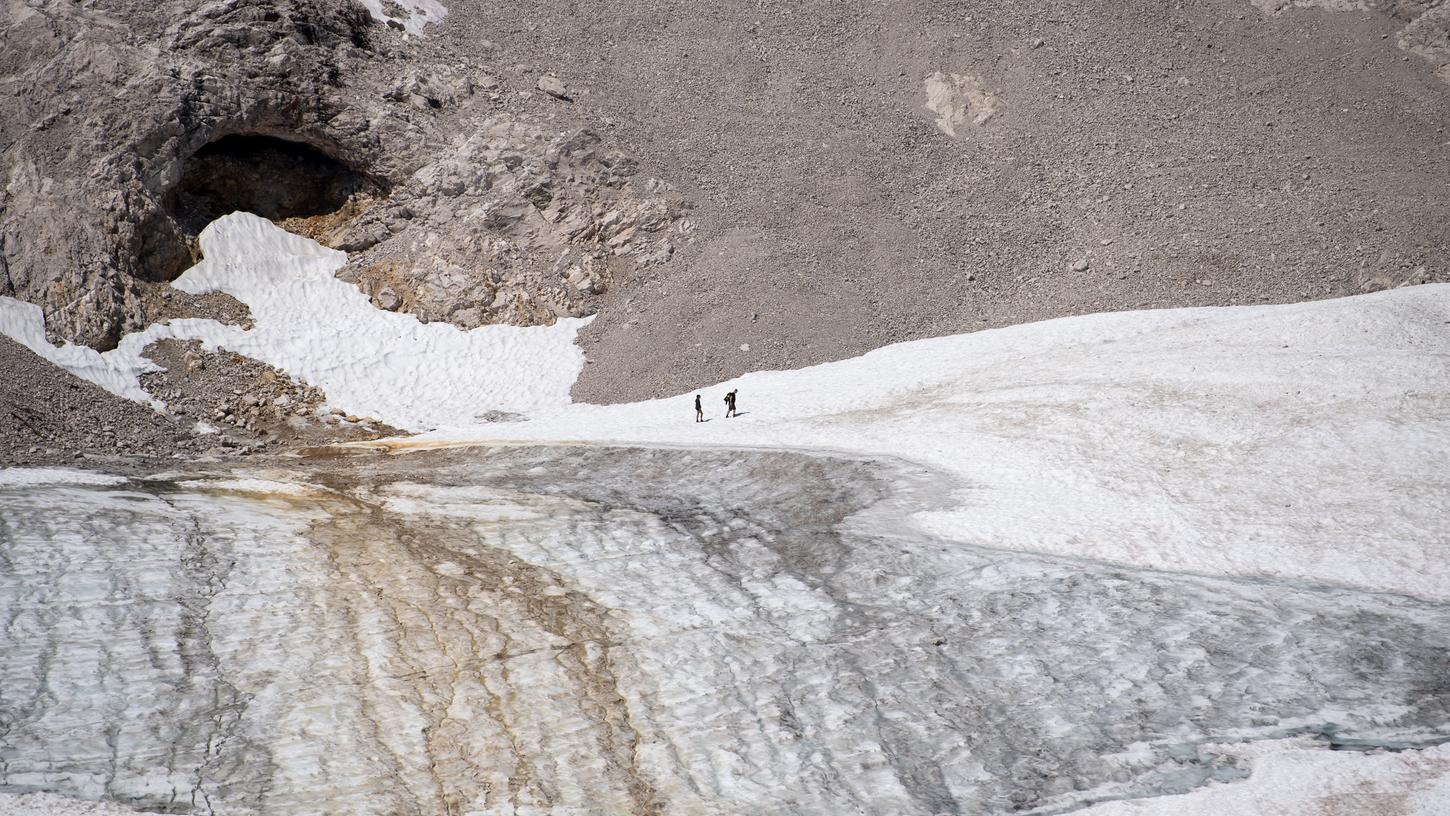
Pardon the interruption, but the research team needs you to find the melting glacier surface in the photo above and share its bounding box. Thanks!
[1,446,1447,815]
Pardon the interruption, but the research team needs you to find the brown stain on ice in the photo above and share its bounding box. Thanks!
[301,474,665,815]
[298,438,596,461]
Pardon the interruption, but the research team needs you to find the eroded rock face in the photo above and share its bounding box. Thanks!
[336,122,691,328]
[174,134,378,237]
[0,0,687,349]
[1,0,378,348]
[1395,2,1450,83]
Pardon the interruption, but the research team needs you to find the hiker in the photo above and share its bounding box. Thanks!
[724,389,738,418]
[694,394,704,422]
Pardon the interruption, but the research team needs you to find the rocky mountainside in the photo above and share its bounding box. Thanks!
[457,0,1450,401]
[1,0,687,352]
[2,0,1448,408]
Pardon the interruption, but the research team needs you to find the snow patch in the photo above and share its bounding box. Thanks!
[172,214,587,430]
[0,298,165,408]
[355,0,447,35]
[0,213,588,431]
[1079,738,1450,815]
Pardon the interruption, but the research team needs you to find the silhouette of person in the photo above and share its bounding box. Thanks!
[694,394,704,423]
[724,389,738,418]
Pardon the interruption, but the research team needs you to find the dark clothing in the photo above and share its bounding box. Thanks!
[694,395,704,422]
[724,390,738,418]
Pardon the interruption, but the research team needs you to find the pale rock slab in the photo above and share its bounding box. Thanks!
[924,71,1002,137]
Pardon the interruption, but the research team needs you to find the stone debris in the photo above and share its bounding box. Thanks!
[137,339,405,454]
[536,73,571,100]
[0,337,203,466]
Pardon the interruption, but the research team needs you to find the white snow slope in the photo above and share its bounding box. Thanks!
[417,282,1450,603]
[3,216,1448,814]
[0,213,587,428]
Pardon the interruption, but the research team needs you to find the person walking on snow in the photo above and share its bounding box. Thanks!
[724,389,738,418]
[694,394,704,423]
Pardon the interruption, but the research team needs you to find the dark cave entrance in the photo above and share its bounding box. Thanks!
[174,133,374,231]
[140,133,381,282]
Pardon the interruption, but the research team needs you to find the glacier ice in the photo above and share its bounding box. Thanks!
[2,447,1446,815]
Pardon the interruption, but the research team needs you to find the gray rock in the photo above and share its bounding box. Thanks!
[0,0,687,352]
[536,74,571,100]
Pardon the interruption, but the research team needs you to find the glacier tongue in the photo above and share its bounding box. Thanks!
[2,446,1447,815]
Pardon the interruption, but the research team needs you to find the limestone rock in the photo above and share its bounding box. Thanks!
[536,73,571,100]
[923,71,1002,137]
[0,0,689,350]
[375,286,401,311]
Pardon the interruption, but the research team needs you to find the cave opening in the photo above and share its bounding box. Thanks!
[140,133,381,282]
[174,133,375,231]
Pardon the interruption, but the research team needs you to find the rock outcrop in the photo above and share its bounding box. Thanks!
[1250,1,1450,81]
[0,0,687,349]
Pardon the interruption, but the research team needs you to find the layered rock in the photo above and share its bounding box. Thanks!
[0,0,686,349]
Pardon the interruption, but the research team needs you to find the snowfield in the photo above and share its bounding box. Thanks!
[415,281,1450,603]
[1,215,1448,814]
[0,214,588,426]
